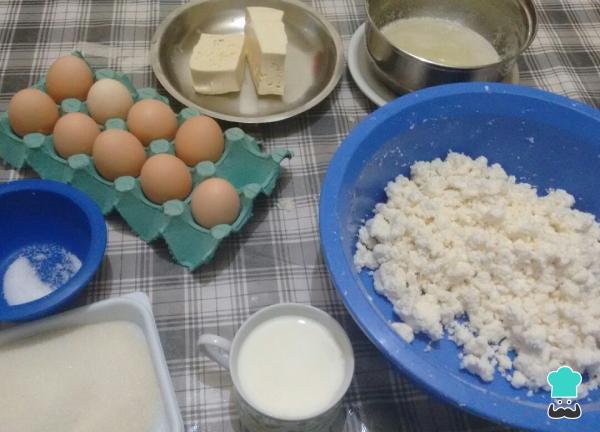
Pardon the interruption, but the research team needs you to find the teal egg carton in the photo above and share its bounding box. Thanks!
[0,54,292,269]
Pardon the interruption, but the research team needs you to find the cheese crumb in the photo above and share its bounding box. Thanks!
[355,152,600,395]
[392,322,415,343]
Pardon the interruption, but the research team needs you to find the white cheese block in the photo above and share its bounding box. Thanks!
[245,8,287,96]
[189,33,245,95]
[246,6,284,23]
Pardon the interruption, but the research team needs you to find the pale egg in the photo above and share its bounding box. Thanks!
[191,178,240,228]
[86,79,134,125]
[53,112,100,158]
[92,129,146,181]
[139,154,192,204]
[174,116,224,166]
[127,99,178,146]
[8,88,59,137]
[46,56,94,103]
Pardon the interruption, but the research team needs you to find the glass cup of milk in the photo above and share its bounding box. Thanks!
[198,303,355,432]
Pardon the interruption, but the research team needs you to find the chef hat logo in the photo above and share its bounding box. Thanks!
[547,366,582,399]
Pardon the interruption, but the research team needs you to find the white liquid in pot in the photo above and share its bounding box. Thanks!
[381,17,500,67]
[236,315,347,419]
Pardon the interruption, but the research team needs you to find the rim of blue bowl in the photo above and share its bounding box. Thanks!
[319,82,600,431]
[0,179,107,321]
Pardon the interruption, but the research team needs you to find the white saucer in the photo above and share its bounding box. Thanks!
[348,23,520,107]
[348,24,394,106]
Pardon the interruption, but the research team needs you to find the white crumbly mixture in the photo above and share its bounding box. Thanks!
[355,152,600,395]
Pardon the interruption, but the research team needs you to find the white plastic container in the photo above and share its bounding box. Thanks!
[0,292,183,432]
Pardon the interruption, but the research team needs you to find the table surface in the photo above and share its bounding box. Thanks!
[1,1,599,431]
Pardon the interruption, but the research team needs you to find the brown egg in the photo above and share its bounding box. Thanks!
[191,178,240,228]
[8,88,59,137]
[92,129,146,181]
[139,154,192,204]
[127,99,178,146]
[86,79,134,125]
[46,56,94,103]
[175,116,224,166]
[52,113,100,158]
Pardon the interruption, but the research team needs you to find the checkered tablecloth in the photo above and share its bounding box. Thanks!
[1,1,599,431]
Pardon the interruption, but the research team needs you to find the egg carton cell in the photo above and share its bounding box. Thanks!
[0,54,292,270]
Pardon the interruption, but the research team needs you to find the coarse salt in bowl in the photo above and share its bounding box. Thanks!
[0,179,106,321]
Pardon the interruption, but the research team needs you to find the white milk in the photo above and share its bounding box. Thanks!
[0,321,160,432]
[236,315,346,419]
[381,17,500,67]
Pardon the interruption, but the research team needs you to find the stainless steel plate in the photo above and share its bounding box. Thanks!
[150,0,344,123]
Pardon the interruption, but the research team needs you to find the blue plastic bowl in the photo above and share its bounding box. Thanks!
[320,83,600,431]
[0,180,106,321]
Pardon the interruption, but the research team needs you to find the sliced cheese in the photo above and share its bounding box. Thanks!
[245,7,287,96]
[189,33,245,95]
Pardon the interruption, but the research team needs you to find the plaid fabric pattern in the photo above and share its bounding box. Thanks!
[1,1,599,431]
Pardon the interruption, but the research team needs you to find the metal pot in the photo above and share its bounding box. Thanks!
[365,0,537,93]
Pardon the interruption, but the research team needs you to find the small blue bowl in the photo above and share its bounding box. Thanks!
[0,179,106,321]
[320,83,600,431]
